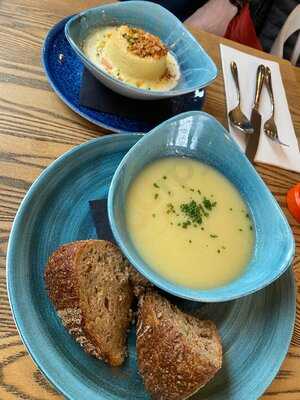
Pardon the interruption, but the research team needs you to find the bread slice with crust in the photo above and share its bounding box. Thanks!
[126,264,153,297]
[44,240,133,366]
[137,291,222,400]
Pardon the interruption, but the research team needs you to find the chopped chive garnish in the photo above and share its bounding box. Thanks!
[180,200,203,225]
[166,203,175,214]
[199,204,209,217]
[203,197,217,210]
[182,220,191,229]
[150,185,219,232]
[239,228,243,232]
[163,176,167,180]
[210,234,218,238]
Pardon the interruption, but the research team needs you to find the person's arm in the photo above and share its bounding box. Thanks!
[185,0,239,36]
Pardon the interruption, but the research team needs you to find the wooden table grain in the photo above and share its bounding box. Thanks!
[0,1,299,399]
[294,66,300,87]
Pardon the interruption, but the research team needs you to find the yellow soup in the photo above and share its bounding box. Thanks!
[126,157,254,289]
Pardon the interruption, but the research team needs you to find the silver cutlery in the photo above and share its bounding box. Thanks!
[228,61,254,134]
[246,64,265,161]
[263,66,289,147]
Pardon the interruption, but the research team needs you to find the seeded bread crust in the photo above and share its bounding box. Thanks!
[44,240,101,358]
[44,240,133,366]
[137,291,222,400]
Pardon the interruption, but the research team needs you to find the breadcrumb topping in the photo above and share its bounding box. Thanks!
[121,26,168,59]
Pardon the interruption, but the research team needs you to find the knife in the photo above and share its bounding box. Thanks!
[245,65,266,161]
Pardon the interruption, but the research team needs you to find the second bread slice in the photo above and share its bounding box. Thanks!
[137,291,222,400]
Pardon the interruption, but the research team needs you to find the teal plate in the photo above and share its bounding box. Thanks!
[7,134,296,400]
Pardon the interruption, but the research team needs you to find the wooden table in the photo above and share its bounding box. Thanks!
[295,66,300,87]
[0,1,299,399]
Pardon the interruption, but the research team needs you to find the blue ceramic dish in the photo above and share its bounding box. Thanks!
[42,16,205,134]
[6,133,296,400]
[65,1,217,100]
[108,111,295,302]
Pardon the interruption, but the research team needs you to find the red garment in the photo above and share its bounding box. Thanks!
[225,3,262,50]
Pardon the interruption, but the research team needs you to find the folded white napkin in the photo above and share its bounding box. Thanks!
[220,44,300,173]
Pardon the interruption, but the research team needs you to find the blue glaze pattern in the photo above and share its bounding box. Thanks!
[7,133,296,400]
[42,17,149,133]
[108,111,295,302]
[65,1,217,100]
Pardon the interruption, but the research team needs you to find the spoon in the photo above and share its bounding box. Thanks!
[263,66,289,147]
[228,61,254,134]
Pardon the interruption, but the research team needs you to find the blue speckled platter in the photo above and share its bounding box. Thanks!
[41,17,205,134]
[7,134,296,400]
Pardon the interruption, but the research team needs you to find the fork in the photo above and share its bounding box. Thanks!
[263,66,289,147]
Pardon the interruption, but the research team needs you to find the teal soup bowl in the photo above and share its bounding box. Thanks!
[108,111,295,302]
[65,1,217,100]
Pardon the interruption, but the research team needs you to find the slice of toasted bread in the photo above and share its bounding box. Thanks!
[126,264,152,297]
[44,240,133,366]
[137,291,222,400]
